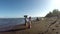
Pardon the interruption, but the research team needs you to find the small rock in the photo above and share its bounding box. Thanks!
[56,32,58,34]
[52,29,56,31]
[55,25,59,27]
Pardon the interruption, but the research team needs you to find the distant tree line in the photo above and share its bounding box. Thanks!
[45,9,60,17]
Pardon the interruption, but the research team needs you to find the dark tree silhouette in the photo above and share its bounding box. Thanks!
[45,9,60,18]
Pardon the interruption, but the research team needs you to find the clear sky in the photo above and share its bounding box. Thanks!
[0,0,60,18]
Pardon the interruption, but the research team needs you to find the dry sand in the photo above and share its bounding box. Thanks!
[0,17,60,34]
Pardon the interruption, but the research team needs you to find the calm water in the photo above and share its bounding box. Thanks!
[0,18,36,31]
[0,18,25,31]
[0,18,25,28]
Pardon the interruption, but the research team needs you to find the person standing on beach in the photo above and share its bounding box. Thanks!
[24,15,31,29]
[24,15,28,28]
[28,16,32,29]
[36,17,39,21]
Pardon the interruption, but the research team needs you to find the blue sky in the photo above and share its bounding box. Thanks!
[0,0,60,18]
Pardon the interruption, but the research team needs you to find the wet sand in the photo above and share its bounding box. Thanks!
[0,17,60,34]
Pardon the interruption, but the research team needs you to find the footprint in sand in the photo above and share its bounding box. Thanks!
[56,32,58,34]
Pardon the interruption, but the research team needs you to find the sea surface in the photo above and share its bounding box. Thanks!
[0,18,25,27]
[0,18,36,31]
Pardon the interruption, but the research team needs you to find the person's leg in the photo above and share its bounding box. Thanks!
[26,23,28,28]
[30,21,31,28]
[28,21,31,29]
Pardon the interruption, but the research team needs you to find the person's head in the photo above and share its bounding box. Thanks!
[24,15,28,18]
[29,16,31,19]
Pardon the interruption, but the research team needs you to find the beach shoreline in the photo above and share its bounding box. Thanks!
[0,17,59,34]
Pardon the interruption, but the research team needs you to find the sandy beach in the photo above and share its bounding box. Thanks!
[0,17,60,34]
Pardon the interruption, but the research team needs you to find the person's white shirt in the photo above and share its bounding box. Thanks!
[26,18,28,22]
[26,18,31,23]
